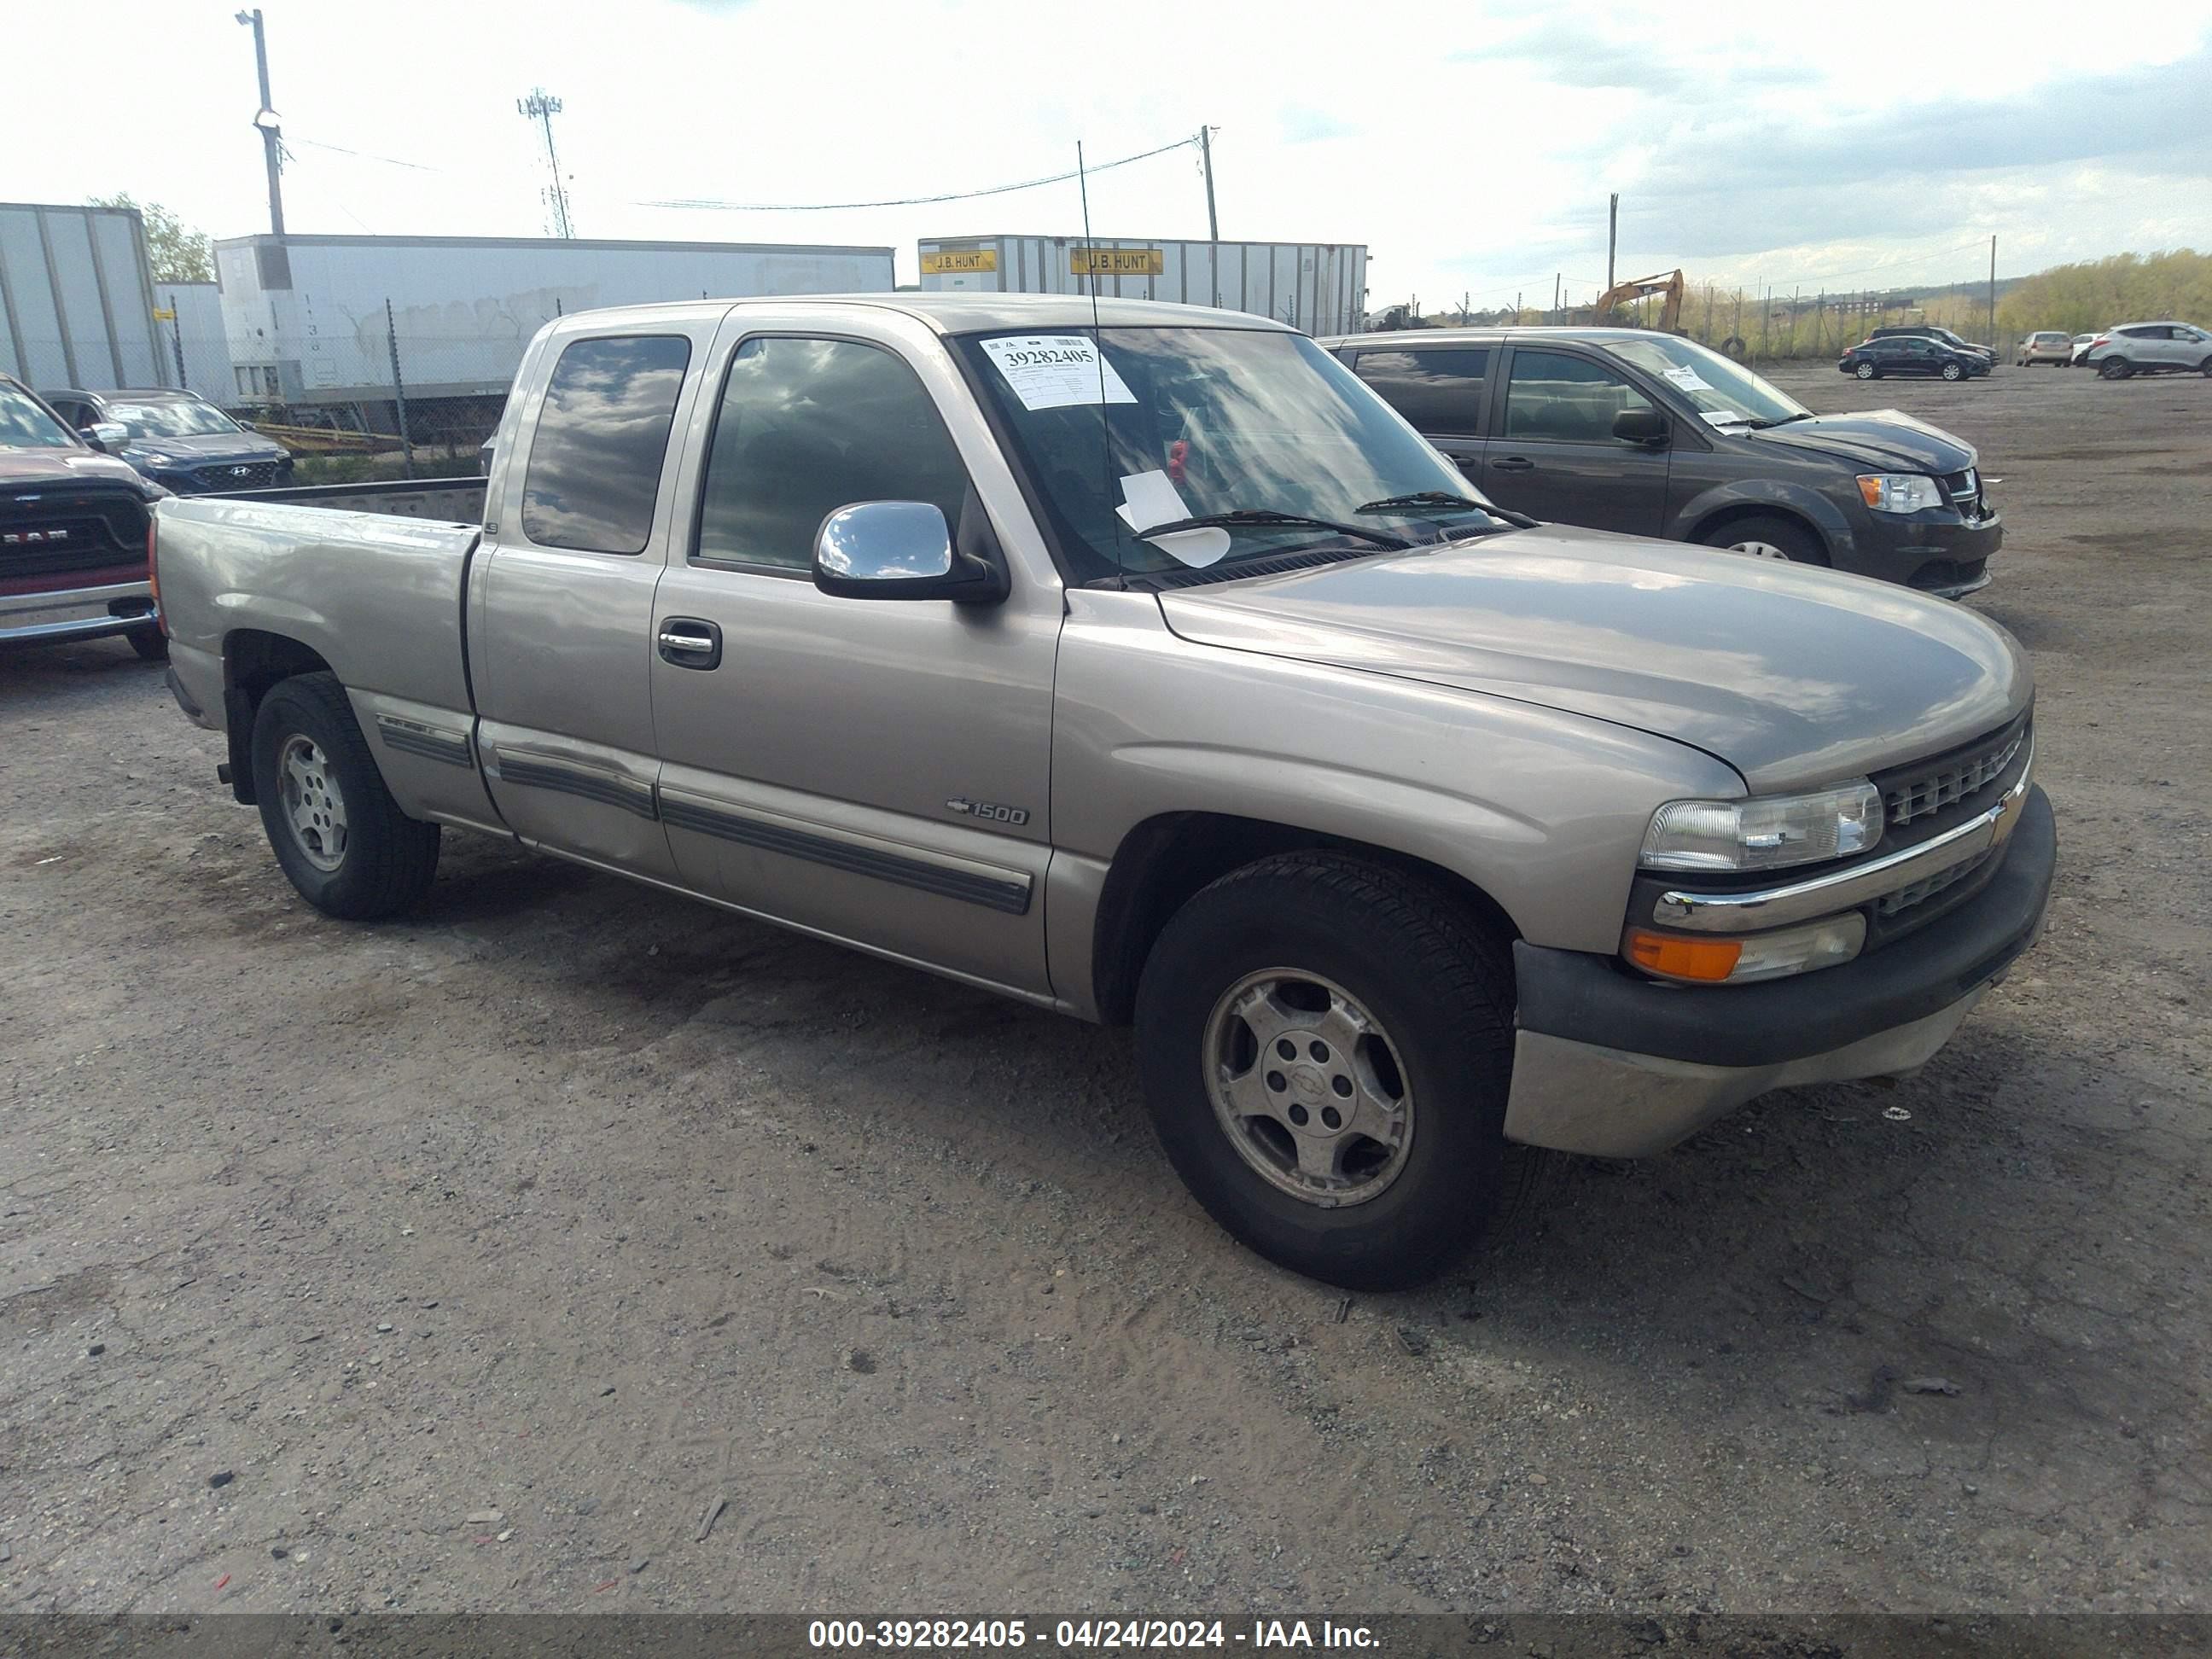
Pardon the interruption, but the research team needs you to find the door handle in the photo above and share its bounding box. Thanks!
[1491,456,1535,473]
[657,617,723,670]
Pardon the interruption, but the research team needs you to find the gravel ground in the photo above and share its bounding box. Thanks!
[2,358,2206,1618]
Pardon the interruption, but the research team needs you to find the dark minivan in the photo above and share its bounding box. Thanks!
[1323,326,2001,597]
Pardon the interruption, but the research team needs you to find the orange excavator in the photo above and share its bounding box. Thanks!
[1586,269,1685,332]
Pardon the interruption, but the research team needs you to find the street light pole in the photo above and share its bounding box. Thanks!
[236,9,285,236]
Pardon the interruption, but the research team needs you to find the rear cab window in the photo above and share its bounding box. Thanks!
[520,335,694,554]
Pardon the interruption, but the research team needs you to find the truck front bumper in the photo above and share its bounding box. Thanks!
[1502,784,2055,1157]
[0,579,157,647]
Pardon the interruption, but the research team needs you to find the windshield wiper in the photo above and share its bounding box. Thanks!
[1134,509,1411,551]
[1355,491,1537,530]
[1741,413,1813,429]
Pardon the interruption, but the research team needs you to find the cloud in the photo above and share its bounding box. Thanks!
[1450,19,1818,92]
[1280,107,1358,144]
[1636,44,2212,205]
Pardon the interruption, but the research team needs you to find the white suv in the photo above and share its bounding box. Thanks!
[2083,322,2212,379]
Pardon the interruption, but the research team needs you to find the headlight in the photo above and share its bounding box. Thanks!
[1640,782,1882,873]
[137,451,177,468]
[1857,473,1943,514]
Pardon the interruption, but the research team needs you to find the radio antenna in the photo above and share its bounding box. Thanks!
[1077,140,1125,589]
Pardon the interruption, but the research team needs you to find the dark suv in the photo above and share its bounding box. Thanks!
[1838,336,1992,381]
[1322,326,2001,597]
[38,387,294,495]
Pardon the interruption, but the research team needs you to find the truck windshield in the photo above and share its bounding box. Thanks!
[1598,336,1810,429]
[0,383,78,449]
[956,327,1506,584]
[104,399,244,439]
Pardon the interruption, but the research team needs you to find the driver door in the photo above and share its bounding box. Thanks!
[647,316,1061,998]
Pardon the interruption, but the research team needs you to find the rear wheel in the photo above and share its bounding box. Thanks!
[126,626,167,661]
[1854,360,1878,381]
[250,672,439,920]
[1134,851,1516,1289]
[2099,357,2133,380]
[2200,357,2212,378]
[1699,514,1828,567]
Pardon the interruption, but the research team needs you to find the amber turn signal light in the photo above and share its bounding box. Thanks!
[1624,929,1744,982]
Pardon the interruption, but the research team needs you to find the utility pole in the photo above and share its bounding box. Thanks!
[1988,234,1997,345]
[1606,193,1619,293]
[1199,125,1219,308]
[519,89,575,239]
[235,9,285,236]
[1199,126,1220,242]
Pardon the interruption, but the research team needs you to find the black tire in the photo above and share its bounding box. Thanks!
[250,672,439,920]
[1941,360,1964,381]
[1697,513,1829,567]
[126,626,168,661]
[2098,357,2133,380]
[1133,851,1516,1289]
[2200,357,2212,378]
[1854,360,1878,381]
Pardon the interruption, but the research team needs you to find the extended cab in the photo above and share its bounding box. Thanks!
[154,296,2056,1288]
[1,374,166,658]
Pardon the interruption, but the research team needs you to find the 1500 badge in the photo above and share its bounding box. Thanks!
[946,797,1029,826]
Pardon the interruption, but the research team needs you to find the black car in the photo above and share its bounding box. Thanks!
[1866,325,1995,361]
[38,387,294,495]
[1838,336,1991,381]
[1321,325,2001,597]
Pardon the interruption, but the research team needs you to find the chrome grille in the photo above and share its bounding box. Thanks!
[1876,849,1992,917]
[1883,725,2024,826]
[1942,468,1981,515]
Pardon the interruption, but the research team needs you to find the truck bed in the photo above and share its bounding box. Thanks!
[155,485,485,725]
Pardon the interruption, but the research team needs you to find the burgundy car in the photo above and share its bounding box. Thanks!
[0,374,166,659]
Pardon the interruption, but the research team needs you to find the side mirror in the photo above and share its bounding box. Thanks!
[1613,406,1671,445]
[812,500,1007,604]
[84,422,130,453]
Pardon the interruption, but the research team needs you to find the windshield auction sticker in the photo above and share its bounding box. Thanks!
[981,335,1138,411]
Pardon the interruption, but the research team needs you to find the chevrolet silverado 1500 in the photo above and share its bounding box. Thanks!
[154,294,2056,1288]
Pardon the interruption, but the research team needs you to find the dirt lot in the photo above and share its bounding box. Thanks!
[3,359,2207,1619]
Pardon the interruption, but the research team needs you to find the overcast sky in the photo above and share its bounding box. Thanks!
[5,0,2207,311]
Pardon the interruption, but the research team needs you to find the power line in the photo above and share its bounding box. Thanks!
[636,133,1202,212]
[291,135,445,172]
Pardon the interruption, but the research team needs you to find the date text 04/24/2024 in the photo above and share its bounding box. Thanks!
[806,1620,1380,1650]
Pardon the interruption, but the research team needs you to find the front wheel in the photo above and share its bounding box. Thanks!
[1941,361,1964,381]
[1134,852,1516,1289]
[2099,357,2133,380]
[250,672,440,920]
[1699,514,1828,567]
[1854,361,1878,380]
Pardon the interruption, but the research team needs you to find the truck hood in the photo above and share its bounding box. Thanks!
[1741,410,1977,474]
[0,448,151,492]
[1156,526,2029,792]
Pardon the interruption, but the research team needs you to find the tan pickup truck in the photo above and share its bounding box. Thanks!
[154,294,2055,1288]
